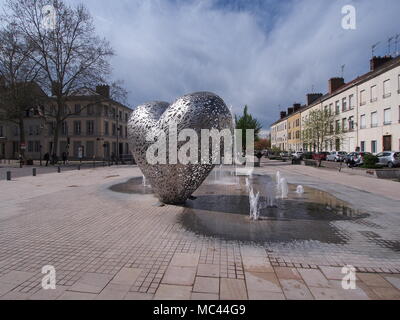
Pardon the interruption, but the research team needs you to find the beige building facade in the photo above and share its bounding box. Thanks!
[0,86,132,161]
[271,56,400,154]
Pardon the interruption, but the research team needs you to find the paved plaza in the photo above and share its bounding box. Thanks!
[0,162,400,300]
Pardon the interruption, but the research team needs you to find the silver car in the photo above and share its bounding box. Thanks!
[376,152,400,168]
[326,151,347,162]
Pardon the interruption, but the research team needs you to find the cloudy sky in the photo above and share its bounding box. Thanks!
[2,0,400,129]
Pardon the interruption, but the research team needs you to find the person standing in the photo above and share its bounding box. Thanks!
[62,152,67,165]
[44,152,50,167]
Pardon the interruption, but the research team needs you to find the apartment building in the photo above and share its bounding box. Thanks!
[271,56,400,153]
[287,104,303,152]
[271,112,288,151]
[0,85,132,160]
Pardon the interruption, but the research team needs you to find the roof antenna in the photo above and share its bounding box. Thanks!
[372,42,380,57]
[395,34,400,57]
[388,36,394,56]
[341,65,345,78]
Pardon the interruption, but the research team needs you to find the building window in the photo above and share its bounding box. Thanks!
[104,106,109,117]
[370,85,377,102]
[61,121,68,136]
[342,118,347,132]
[383,79,391,98]
[74,104,81,114]
[87,105,94,115]
[74,121,81,135]
[335,101,340,114]
[396,74,400,93]
[360,114,366,129]
[112,123,116,136]
[371,112,378,128]
[349,116,354,131]
[384,108,391,125]
[125,127,128,138]
[360,90,366,105]
[104,121,109,136]
[48,122,55,135]
[360,141,365,152]
[125,113,128,122]
[335,120,340,133]
[371,141,377,154]
[28,141,34,152]
[119,125,123,137]
[34,141,41,153]
[0,125,3,137]
[348,95,354,109]
[342,97,347,112]
[86,120,95,135]
[119,111,122,120]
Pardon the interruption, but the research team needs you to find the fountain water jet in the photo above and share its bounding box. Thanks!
[249,187,260,221]
[280,178,289,199]
[142,175,150,187]
[296,185,305,195]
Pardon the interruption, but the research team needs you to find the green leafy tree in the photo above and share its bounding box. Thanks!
[235,105,262,151]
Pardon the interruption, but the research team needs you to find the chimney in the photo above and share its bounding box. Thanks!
[287,107,294,116]
[293,103,301,112]
[306,93,323,106]
[370,56,393,71]
[328,78,345,94]
[96,85,110,98]
[280,111,287,119]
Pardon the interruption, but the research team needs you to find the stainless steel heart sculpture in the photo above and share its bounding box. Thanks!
[128,92,233,204]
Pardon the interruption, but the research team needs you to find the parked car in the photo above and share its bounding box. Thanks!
[312,152,330,161]
[280,152,290,161]
[376,152,400,168]
[302,152,314,160]
[344,152,358,164]
[267,152,280,160]
[291,152,304,160]
[345,152,372,167]
[326,151,347,162]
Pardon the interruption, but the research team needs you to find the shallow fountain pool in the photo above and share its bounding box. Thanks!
[110,169,368,244]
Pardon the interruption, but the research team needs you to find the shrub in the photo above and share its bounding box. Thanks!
[362,154,379,169]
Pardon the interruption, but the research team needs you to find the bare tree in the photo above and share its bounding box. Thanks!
[4,0,115,158]
[302,108,343,153]
[0,22,45,159]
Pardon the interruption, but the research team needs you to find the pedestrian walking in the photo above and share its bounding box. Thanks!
[44,152,50,167]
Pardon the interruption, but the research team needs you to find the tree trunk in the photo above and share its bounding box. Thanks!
[19,117,26,160]
[52,121,60,164]
[52,98,63,164]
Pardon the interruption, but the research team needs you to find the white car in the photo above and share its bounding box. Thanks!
[291,152,304,159]
[326,151,347,162]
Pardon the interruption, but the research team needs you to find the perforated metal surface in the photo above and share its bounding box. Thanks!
[128,92,233,204]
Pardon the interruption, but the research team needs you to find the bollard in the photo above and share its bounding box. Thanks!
[58,166,61,173]
[33,168,37,177]
[78,165,81,171]
[6,171,11,181]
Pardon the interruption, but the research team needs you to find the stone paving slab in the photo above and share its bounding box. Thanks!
[69,273,113,294]
[193,277,219,294]
[154,285,192,300]
[220,279,248,300]
[162,266,196,286]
